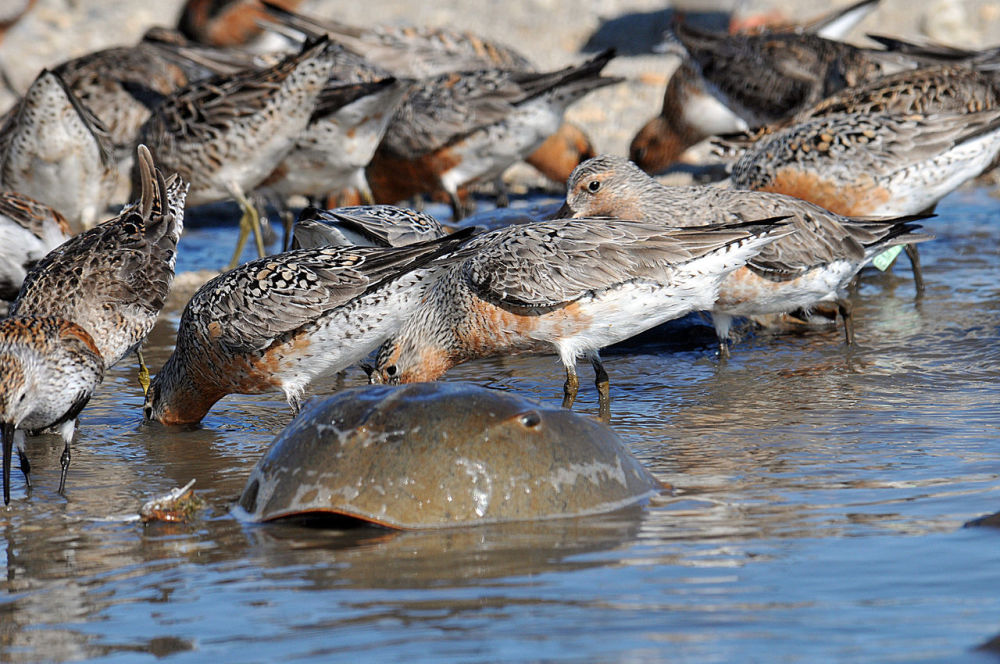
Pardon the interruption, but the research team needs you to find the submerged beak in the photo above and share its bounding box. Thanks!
[2,421,13,505]
[549,201,574,220]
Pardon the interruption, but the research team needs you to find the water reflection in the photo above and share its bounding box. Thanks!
[241,508,645,589]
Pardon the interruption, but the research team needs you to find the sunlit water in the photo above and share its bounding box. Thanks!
[2,188,1000,662]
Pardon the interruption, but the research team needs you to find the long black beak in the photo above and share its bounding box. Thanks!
[549,201,574,220]
[2,421,13,506]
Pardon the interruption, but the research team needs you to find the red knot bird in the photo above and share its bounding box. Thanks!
[290,205,445,250]
[372,217,792,420]
[262,3,598,191]
[366,50,621,219]
[726,0,879,38]
[712,64,1000,163]
[257,76,408,209]
[143,228,473,426]
[179,0,305,47]
[729,109,1000,219]
[10,145,188,393]
[137,36,337,269]
[0,316,104,504]
[726,109,1000,291]
[0,69,117,232]
[259,1,532,78]
[630,16,922,173]
[524,121,597,186]
[556,155,933,355]
[665,22,919,126]
[0,192,71,305]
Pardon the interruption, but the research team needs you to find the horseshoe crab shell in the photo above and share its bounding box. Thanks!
[236,382,661,529]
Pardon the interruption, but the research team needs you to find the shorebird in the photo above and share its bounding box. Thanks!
[372,217,792,420]
[290,205,445,250]
[729,109,1000,218]
[0,69,118,232]
[261,3,598,191]
[51,35,221,202]
[367,50,621,219]
[137,36,337,268]
[630,58,751,173]
[726,0,880,38]
[259,1,532,77]
[524,121,597,186]
[712,64,1000,161]
[257,76,409,208]
[10,145,187,393]
[556,155,933,355]
[666,23,917,126]
[144,228,473,426]
[631,11,917,173]
[179,0,305,47]
[0,192,71,303]
[0,315,104,504]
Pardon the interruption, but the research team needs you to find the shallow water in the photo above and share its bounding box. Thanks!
[3,188,1000,663]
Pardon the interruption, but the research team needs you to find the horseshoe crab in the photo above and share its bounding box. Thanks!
[236,382,661,529]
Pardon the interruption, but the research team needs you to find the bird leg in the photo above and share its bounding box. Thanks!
[281,209,295,253]
[226,182,267,270]
[56,419,77,496]
[447,190,466,222]
[562,364,579,409]
[712,312,733,360]
[358,182,376,206]
[837,297,855,346]
[591,354,611,423]
[14,430,30,490]
[136,348,151,396]
[58,444,70,495]
[2,421,13,505]
[905,244,924,296]
[493,177,510,209]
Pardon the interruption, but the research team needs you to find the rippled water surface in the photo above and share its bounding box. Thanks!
[3,188,1000,662]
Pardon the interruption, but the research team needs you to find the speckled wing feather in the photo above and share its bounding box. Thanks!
[259,1,532,76]
[732,110,1000,190]
[462,219,787,309]
[688,189,867,276]
[184,230,472,353]
[0,69,117,190]
[0,192,71,239]
[670,23,897,123]
[311,77,398,123]
[294,205,445,248]
[381,69,530,159]
[382,50,615,159]
[800,65,1000,118]
[10,146,188,366]
[141,36,330,147]
[717,65,1000,155]
[53,42,198,150]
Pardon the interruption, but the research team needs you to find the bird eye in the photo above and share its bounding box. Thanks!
[385,365,397,377]
[587,180,601,193]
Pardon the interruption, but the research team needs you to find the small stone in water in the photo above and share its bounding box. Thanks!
[140,479,205,524]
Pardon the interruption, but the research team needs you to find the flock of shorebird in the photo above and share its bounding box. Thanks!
[0,0,998,506]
